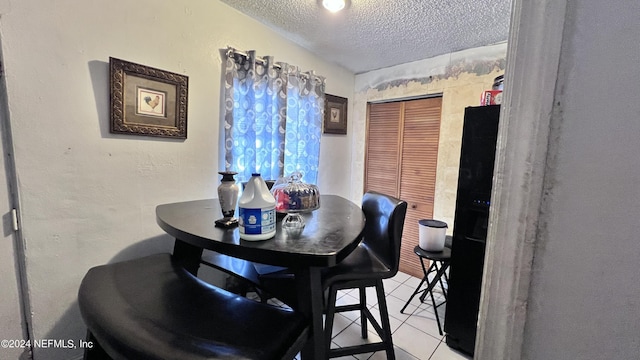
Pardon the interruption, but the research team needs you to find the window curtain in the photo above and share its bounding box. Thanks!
[223,48,325,184]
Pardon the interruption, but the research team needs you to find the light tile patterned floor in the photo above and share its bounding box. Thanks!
[323,271,471,360]
[258,271,473,360]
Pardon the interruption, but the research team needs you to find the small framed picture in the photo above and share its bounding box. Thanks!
[109,57,188,139]
[323,94,348,135]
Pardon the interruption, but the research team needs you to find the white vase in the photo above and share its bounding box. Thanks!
[217,171,239,218]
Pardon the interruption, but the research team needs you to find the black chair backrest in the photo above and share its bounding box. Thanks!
[361,191,408,275]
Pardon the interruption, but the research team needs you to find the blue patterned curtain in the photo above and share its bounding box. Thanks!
[223,49,325,184]
[284,69,323,184]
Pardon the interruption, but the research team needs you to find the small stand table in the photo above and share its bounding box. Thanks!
[400,242,451,335]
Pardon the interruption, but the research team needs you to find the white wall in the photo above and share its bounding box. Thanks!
[521,0,640,358]
[0,49,24,360]
[0,1,354,359]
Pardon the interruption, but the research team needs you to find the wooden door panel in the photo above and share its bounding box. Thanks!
[398,97,442,278]
[365,102,402,195]
[399,202,435,278]
[365,97,442,279]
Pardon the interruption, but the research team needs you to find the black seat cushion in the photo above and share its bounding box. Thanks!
[320,243,391,287]
[78,253,308,360]
[259,192,407,306]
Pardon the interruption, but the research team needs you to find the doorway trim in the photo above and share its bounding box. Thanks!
[475,0,568,359]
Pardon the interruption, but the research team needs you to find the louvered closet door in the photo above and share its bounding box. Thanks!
[398,97,442,278]
[365,97,442,279]
[364,102,402,195]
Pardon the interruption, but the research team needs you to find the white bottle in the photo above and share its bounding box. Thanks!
[238,173,276,241]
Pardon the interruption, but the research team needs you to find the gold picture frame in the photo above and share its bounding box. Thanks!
[323,94,348,135]
[109,57,188,139]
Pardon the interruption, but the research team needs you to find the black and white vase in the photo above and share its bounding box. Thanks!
[217,171,239,218]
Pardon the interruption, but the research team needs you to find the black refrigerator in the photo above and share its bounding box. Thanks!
[444,105,500,356]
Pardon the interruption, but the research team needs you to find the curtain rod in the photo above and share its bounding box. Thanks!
[225,47,325,83]
[226,47,282,69]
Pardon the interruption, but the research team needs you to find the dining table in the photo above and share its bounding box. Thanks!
[156,194,366,360]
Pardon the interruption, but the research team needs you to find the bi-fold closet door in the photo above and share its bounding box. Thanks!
[364,97,442,278]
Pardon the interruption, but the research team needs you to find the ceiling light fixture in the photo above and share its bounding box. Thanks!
[322,0,346,13]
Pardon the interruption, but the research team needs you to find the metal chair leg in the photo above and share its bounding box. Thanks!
[400,258,435,313]
[324,285,339,355]
[375,280,396,360]
[359,287,368,338]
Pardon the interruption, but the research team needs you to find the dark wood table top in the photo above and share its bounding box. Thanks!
[156,195,366,268]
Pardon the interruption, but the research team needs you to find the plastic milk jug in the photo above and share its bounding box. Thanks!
[238,173,277,241]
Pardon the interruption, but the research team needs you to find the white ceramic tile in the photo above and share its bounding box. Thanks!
[383,277,402,294]
[337,289,354,299]
[415,301,438,316]
[334,356,355,360]
[332,322,383,350]
[389,283,423,306]
[391,322,441,360]
[429,341,472,360]
[382,293,417,322]
[364,286,380,307]
[330,313,356,338]
[402,275,424,289]
[311,271,461,360]
[418,290,446,307]
[429,287,447,299]
[368,346,420,360]
[334,292,362,322]
[328,349,358,360]
[366,306,404,334]
[354,351,374,360]
[393,271,412,283]
[426,276,448,294]
[403,306,445,340]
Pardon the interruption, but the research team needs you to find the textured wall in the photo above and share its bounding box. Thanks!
[521,0,640,358]
[0,1,354,359]
[352,43,507,229]
[0,64,23,360]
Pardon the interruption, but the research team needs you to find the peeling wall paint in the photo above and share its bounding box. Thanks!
[365,56,507,92]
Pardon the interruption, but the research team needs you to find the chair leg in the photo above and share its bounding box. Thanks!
[375,280,395,360]
[359,287,368,339]
[427,282,444,336]
[400,269,429,313]
[439,262,449,300]
[324,285,339,355]
[327,282,395,359]
[420,261,439,303]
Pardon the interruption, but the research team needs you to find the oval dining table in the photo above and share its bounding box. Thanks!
[156,194,366,360]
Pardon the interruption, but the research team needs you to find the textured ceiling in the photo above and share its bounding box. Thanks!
[220,0,512,74]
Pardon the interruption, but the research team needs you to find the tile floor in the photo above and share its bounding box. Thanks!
[258,270,473,360]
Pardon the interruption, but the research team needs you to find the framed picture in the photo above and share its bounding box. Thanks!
[323,94,348,135]
[109,57,188,139]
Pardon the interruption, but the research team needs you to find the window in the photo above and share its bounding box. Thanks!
[222,49,325,184]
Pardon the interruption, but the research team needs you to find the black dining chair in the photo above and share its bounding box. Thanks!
[259,192,407,358]
[321,191,407,359]
[78,253,309,360]
[255,191,407,358]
